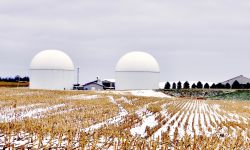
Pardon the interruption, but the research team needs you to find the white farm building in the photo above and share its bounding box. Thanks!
[115,51,160,90]
[29,50,75,90]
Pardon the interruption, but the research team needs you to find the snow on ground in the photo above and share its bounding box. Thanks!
[0,104,66,122]
[119,97,133,105]
[66,94,99,100]
[193,110,200,135]
[97,90,171,98]
[169,111,185,140]
[130,112,158,137]
[83,96,128,132]
[186,112,195,137]
[96,90,125,95]
[147,100,250,140]
[179,112,189,138]
[0,90,249,149]
[129,90,171,98]
[108,96,128,117]
[0,103,43,112]
[152,111,180,138]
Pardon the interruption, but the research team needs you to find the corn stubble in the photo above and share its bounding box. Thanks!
[0,88,249,149]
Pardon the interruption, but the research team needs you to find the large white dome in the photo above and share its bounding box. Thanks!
[115,51,160,90]
[30,49,74,70]
[116,51,160,72]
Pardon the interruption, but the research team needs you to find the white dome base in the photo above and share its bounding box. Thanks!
[115,72,159,90]
[30,70,75,90]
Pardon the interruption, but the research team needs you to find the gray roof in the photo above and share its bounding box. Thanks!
[221,75,250,85]
[83,80,104,87]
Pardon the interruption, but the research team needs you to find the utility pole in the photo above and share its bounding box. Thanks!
[77,67,80,85]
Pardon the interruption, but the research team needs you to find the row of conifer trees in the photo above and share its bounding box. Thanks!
[164,80,250,89]
[0,76,29,82]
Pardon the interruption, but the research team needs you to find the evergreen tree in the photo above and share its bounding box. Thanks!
[183,81,190,89]
[197,81,203,89]
[191,83,196,89]
[210,83,216,89]
[172,82,176,89]
[225,83,231,89]
[242,84,247,89]
[245,83,250,89]
[232,80,241,89]
[164,82,171,89]
[204,83,210,89]
[216,83,225,89]
[0,76,30,82]
[14,75,20,82]
[177,81,182,89]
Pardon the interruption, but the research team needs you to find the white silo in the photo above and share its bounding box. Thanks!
[115,51,160,90]
[29,49,75,90]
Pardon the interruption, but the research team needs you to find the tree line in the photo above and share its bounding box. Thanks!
[164,80,250,90]
[0,76,29,82]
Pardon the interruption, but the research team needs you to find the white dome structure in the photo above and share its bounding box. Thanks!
[29,50,75,90]
[115,51,160,90]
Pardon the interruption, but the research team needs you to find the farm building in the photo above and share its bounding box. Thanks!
[102,79,115,90]
[82,78,104,90]
[29,49,75,90]
[115,51,160,90]
[82,78,115,90]
[221,75,250,85]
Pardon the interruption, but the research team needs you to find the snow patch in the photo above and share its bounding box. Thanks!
[83,96,128,132]
[96,90,171,98]
[67,94,99,100]
[130,113,158,137]
[0,104,66,122]
[129,90,171,98]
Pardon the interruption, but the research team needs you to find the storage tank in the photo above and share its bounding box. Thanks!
[115,51,160,90]
[29,49,75,90]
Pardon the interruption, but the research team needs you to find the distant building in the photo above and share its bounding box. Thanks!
[83,79,104,90]
[81,78,115,90]
[221,75,250,85]
[102,79,115,90]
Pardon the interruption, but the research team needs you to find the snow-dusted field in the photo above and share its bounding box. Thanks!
[0,88,249,149]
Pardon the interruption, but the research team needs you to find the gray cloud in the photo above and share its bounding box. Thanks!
[0,0,250,83]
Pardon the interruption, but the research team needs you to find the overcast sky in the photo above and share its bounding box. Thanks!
[0,0,250,83]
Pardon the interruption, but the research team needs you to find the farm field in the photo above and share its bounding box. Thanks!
[0,88,249,149]
[0,82,29,87]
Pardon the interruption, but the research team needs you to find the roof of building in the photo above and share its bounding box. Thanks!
[221,75,250,85]
[83,80,104,87]
[102,79,115,83]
